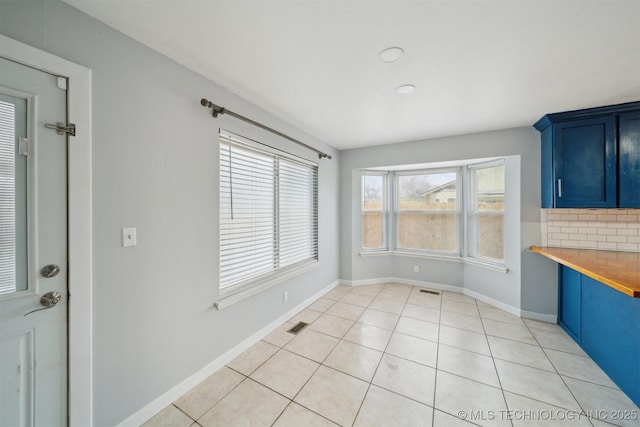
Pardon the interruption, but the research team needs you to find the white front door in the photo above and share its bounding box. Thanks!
[0,57,68,426]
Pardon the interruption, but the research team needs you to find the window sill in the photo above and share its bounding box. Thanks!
[463,257,508,274]
[215,260,320,310]
[359,250,393,257]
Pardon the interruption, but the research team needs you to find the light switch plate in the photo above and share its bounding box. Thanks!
[122,227,137,247]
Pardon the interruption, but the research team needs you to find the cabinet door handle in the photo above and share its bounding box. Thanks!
[557,179,562,198]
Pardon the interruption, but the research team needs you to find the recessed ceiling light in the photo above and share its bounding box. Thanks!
[396,84,416,95]
[379,47,404,63]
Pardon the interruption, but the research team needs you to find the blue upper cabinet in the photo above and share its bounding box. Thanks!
[619,111,640,207]
[535,101,640,208]
[553,116,616,208]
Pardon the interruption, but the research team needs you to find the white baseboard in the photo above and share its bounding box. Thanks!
[342,277,463,294]
[117,280,339,427]
[462,288,521,318]
[520,310,557,323]
[343,277,557,324]
[340,277,394,287]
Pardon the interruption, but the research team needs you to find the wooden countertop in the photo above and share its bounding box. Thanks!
[531,246,640,298]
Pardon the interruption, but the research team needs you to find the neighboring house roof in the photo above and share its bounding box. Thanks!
[419,180,456,198]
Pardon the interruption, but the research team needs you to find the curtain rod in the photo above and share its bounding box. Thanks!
[200,98,332,160]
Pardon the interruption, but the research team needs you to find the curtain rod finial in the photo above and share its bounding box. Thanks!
[200,98,211,107]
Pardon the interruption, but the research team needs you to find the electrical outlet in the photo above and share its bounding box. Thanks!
[414,265,419,273]
[283,291,289,302]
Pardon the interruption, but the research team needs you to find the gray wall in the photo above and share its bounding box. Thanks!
[339,127,555,314]
[0,1,339,425]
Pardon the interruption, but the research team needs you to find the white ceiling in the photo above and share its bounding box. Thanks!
[63,0,640,150]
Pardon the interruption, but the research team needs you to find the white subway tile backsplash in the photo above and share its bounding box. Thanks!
[587,221,607,228]
[578,240,597,249]
[617,243,639,251]
[597,242,618,250]
[561,227,578,234]
[606,222,627,229]
[542,208,640,253]
[606,235,627,243]
[578,227,596,234]
[617,228,638,236]
[597,228,617,235]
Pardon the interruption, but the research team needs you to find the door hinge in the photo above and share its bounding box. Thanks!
[18,137,28,156]
[57,77,67,90]
[44,122,76,137]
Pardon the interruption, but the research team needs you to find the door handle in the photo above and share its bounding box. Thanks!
[24,291,62,317]
[557,179,562,198]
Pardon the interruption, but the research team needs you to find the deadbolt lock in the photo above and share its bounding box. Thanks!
[41,264,60,278]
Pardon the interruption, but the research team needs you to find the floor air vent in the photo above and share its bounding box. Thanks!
[419,289,440,295]
[287,321,309,335]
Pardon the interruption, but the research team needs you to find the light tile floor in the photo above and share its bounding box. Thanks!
[143,284,640,427]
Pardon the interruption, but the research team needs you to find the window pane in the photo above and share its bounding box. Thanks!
[279,159,318,267]
[220,142,275,288]
[219,134,318,295]
[399,172,456,211]
[361,173,385,250]
[398,212,458,251]
[474,165,505,261]
[477,213,504,259]
[362,175,383,209]
[0,101,16,295]
[397,172,458,252]
[362,212,384,249]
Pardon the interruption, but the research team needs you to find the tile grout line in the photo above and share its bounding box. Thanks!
[168,283,628,427]
[477,300,515,427]
[283,283,385,426]
[350,282,409,426]
[191,370,248,424]
[521,321,598,425]
[169,403,197,425]
[431,288,444,427]
[344,283,385,426]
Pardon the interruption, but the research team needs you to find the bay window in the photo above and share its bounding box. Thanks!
[360,159,506,268]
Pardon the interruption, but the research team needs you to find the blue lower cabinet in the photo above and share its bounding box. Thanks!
[559,266,640,407]
[558,266,581,343]
[581,276,640,407]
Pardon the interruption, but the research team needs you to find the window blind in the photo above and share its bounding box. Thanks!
[0,101,16,295]
[219,131,318,298]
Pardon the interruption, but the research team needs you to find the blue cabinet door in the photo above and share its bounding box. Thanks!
[553,116,617,208]
[581,275,640,406]
[619,111,640,208]
[558,266,581,343]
